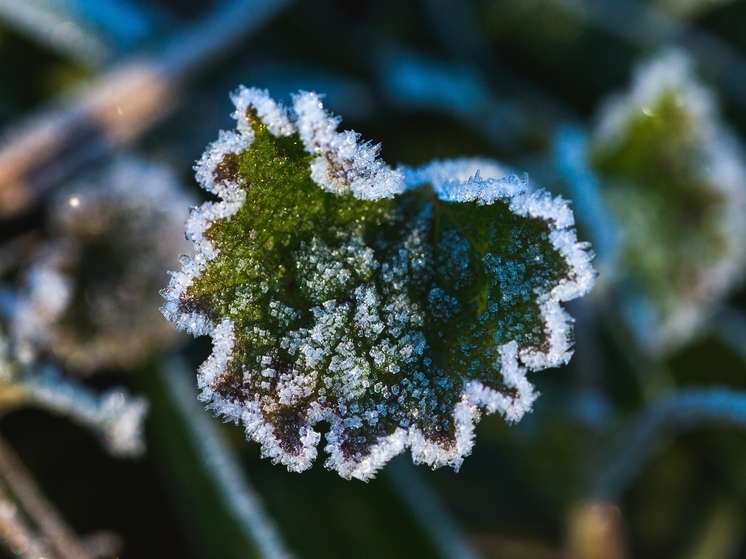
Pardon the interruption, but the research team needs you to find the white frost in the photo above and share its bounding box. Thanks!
[405,159,596,372]
[163,89,596,481]
[23,365,149,457]
[293,91,406,200]
[401,157,527,203]
[12,254,72,365]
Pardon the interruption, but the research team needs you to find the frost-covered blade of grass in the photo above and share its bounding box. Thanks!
[0,326,148,458]
[162,87,595,480]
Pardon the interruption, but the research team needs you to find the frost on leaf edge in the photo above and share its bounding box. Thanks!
[161,87,596,480]
[402,158,597,371]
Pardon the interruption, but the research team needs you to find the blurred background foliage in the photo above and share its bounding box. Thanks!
[2,0,746,558]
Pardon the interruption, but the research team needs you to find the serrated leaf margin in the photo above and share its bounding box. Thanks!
[161,88,596,480]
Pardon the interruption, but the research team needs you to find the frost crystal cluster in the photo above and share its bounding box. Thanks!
[162,87,595,480]
[591,50,746,352]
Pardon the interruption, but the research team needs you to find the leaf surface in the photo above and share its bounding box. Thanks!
[162,88,595,480]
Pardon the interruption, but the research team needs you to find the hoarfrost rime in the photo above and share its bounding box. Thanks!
[162,87,596,480]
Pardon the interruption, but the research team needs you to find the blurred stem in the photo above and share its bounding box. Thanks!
[553,126,677,402]
[0,364,148,458]
[0,0,113,67]
[159,358,294,559]
[0,481,54,559]
[0,0,295,219]
[0,434,92,559]
[593,387,746,501]
[565,303,629,559]
[385,458,482,559]
[566,300,610,410]
[554,125,620,276]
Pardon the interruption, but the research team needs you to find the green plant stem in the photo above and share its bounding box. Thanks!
[594,387,746,500]
[386,457,482,559]
[160,358,295,559]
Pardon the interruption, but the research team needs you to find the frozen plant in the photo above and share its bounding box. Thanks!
[12,156,194,374]
[162,88,595,481]
[590,49,746,353]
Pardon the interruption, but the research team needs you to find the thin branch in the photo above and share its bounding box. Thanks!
[0,0,295,219]
[0,434,92,559]
[0,0,113,67]
[21,366,149,458]
[378,50,534,153]
[161,358,295,559]
[593,387,746,501]
[0,482,55,559]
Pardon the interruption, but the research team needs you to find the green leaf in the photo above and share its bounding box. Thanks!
[162,88,595,480]
[590,50,746,352]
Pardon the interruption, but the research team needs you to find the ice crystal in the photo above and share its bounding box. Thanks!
[162,87,595,480]
[590,50,746,352]
[13,157,193,374]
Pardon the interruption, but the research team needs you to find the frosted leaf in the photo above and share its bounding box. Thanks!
[13,156,194,374]
[590,49,746,353]
[162,87,595,480]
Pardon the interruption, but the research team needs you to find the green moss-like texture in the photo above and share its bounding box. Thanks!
[163,88,591,480]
